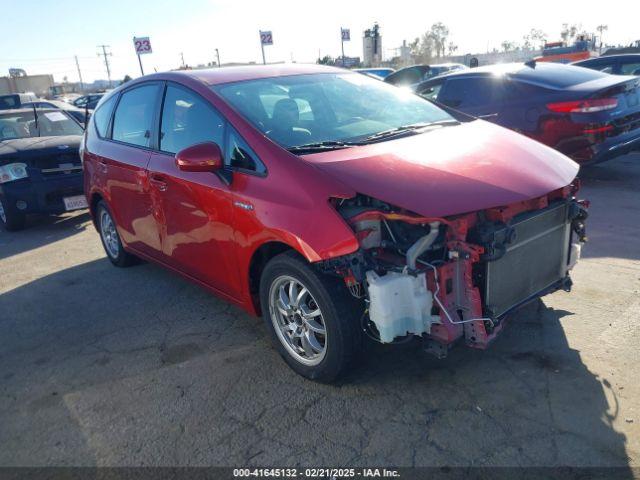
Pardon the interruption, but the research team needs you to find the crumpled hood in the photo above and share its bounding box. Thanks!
[304,120,579,217]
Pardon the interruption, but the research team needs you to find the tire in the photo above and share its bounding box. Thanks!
[259,251,363,382]
[0,196,26,231]
[96,200,136,267]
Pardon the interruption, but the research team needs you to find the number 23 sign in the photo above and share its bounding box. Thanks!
[133,37,152,55]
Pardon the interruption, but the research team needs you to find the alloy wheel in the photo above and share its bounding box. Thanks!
[269,275,327,366]
[99,209,120,259]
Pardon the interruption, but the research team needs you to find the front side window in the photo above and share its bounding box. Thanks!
[112,84,160,147]
[226,128,266,174]
[214,73,454,149]
[160,84,224,154]
[93,95,117,138]
[418,81,444,101]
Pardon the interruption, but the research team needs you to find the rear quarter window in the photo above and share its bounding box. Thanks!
[93,95,117,138]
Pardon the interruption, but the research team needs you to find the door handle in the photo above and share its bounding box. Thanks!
[149,174,168,192]
[98,160,108,173]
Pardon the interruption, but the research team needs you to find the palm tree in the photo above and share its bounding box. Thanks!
[596,24,608,54]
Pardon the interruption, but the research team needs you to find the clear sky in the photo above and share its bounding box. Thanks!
[2,0,638,83]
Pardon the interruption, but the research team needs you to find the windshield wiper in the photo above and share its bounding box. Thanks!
[287,140,362,154]
[361,120,460,143]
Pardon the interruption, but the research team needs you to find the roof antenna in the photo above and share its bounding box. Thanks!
[525,59,537,68]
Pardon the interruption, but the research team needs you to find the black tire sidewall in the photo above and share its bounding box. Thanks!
[96,201,130,267]
[0,195,26,231]
[259,252,361,382]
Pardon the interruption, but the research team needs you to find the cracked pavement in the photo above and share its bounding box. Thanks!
[0,154,638,469]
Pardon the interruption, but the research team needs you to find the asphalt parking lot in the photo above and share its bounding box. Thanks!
[0,154,638,469]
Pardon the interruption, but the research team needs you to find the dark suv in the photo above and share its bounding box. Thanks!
[0,108,86,230]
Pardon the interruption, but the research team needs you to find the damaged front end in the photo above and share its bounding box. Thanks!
[322,184,588,357]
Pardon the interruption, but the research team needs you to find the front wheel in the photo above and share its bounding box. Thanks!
[0,196,26,231]
[259,251,362,382]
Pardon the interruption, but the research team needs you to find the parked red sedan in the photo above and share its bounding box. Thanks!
[83,64,588,382]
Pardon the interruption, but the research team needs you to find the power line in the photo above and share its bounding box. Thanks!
[97,45,113,88]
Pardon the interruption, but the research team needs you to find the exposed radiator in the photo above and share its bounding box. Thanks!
[480,202,572,318]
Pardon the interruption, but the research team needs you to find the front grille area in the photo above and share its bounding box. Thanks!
[476,202,572,318]
[31,153,82,177]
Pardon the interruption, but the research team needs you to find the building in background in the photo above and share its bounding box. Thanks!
[0,70,54,97]
[363,23,382,67]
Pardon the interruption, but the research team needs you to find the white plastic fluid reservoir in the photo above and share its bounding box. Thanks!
[366,270,438,343]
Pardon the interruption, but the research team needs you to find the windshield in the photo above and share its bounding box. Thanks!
[214,72,454,150]
[0,110,83,141]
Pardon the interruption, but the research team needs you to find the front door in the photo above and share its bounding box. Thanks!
[147,83,239,297]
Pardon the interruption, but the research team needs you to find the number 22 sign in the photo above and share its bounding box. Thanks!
[133,37,152,55]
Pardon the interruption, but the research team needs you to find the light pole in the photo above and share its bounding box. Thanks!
[216,48,221,67]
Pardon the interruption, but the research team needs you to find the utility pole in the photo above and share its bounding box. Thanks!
[180,52,185,68]
[215,48,221,67]
[97,45,113,88]
[74,55,84,92]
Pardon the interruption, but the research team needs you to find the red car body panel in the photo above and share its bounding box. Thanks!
[84,66,581,320]
[304,120,579,218]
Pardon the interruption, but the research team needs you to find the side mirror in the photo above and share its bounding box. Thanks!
[175,142,223,172]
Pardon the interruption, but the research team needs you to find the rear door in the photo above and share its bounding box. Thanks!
[147,83,239,296]
[100,82,163,258]
[437,76,507,121]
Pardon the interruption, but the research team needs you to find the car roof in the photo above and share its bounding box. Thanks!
[176,63,347,86]
[423,61,589,79]
[583,54,640,61]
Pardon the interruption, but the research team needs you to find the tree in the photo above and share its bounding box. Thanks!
[410,22,451,62]
[596,24,608,54]
[428,22,450,58]
[561,23,581,44]
[522,28,547,50]
[501,40,518,52]
[316,55,334,65]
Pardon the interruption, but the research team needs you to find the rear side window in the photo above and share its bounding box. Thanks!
[620,62,640,75]
[438,77,505,108]
[93,95,117,138]
[160,84,225,154]
[386,67,427,86]
[112,84,160,147]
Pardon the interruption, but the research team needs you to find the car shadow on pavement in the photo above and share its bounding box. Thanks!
[0,257,634,471]
[577,153,640,261]
[0,210,91,261]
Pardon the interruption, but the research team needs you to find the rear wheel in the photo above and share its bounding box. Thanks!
[259,251,362,382]
[0,197,26,231]
[96,200,136,267]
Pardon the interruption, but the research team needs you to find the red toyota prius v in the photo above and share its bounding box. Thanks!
[82,64,588,382]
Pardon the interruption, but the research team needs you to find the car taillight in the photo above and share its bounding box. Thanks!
[546,98,618,113]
